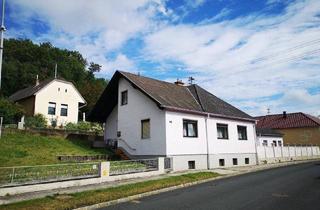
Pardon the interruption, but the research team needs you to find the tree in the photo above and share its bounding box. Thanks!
[1,38,108,116]
[0,98,25,124]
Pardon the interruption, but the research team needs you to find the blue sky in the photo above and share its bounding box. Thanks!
[5,0,320,116]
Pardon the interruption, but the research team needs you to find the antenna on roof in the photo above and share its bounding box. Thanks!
[267,108,270,114]
[54,63,57,78]
[188,76,195,85]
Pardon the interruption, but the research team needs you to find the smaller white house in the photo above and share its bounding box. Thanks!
[256,128,284,147]
[9,77,86,126]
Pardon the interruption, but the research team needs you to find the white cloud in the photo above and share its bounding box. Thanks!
[144,0,320,116]
[8,0,167,74]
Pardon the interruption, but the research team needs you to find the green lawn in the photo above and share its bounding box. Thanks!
[0,132,111,167]
[0,172,220,210]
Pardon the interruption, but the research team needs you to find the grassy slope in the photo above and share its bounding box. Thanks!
[0,132,111,167]
[0,172,220,210]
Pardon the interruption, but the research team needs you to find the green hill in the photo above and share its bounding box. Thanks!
[0,131,111,167]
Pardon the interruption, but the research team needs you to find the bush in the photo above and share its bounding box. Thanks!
[65,122,103,133]
[25,114,47,128]
[0,98,25,124]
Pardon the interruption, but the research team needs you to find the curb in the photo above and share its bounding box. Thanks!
[75,159,319,210]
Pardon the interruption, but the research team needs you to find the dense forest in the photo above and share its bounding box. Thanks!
[0,38,108,116]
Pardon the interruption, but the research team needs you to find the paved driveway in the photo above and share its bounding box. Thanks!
[101,161,320,210]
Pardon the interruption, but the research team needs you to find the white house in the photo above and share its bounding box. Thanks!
[9,77,86,126]
[90,71,258,170]
[256,128,284,147]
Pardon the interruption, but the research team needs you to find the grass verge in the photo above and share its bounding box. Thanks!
[0,172,220,210]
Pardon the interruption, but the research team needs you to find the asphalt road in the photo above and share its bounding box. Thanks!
[101,161,320,210]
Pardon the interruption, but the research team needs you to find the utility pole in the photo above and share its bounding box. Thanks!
[0,0,5,89]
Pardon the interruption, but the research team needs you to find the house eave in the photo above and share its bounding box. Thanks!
[162,105,256,123]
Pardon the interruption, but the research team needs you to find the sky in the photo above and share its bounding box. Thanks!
[5,0,320,117]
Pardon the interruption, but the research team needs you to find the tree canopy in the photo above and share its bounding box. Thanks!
[0,38,108,116]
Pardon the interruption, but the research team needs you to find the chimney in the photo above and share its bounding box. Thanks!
[174,79,184,86]
[35,75,39,86]
[283,111,287,118]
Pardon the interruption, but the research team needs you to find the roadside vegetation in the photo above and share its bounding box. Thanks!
[0,172,220,210]
[0,132,111,167]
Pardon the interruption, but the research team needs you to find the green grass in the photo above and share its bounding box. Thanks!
[0,172,220,210]
[0,132,111,167]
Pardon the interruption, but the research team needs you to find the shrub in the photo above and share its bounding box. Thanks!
[65,122,103,133]
[0,98,25,124]
[25,114,47,128]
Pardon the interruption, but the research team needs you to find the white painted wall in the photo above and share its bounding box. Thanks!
[165,111,257,169]
[104,105,118,140]
[257,136,283,147]
[257,145,320,163]
[34,80,85,126]
[117,78,166,156]
[165,112,207,155]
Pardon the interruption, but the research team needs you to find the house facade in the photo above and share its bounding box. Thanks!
[9,77,86,126]
[256,112,320,146]
[256,128,284,147]
[90,71,258,170]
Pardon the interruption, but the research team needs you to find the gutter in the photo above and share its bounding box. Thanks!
[162,105,256,123]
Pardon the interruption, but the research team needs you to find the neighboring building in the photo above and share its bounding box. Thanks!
[90,71,258,170]
[9,77,86,126]
[256,128,283,147]
[256,112,320,146]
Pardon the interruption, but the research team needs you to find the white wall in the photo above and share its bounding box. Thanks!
[257,145,320,163]
[165,111,257,169]
[34,80,85,126]
[257,136,283,147]
[165,112,207,155]
[105,105,118,140]
[117,78,166,156]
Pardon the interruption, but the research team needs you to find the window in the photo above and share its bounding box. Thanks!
[60,104,68,116]
[278,141,282,147]
[245,158,250,164]
[141,119,150,139]
[188,161,195,169]
[262,140,268,146]
[65,89,67,93]
[58,88,60,92]
[121,90,128,105]
[48,102,56,115]
[233,158,238,165]
[217,124,228,139]
[237,126,247,140]
[272,140,277,147]
[219,159,225,166]
[183,120,198,137]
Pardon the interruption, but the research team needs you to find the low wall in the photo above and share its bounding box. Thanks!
[257,145,320,163]
[0,158,165,197]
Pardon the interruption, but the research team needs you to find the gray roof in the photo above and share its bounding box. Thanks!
[89,71,254,122]
[9,78,54,102]
[9,78,84,103]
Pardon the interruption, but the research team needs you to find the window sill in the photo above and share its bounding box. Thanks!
[218,138,229,140]
[238,139,248,140]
